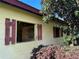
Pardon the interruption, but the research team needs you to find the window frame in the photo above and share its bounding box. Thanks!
[17,21,35,43]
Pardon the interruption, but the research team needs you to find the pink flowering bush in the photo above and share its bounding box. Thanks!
[31,45,79,59]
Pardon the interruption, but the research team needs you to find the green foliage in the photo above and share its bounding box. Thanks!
[42,0,79,46]
[75,10,79,16]
[42,0,78,21]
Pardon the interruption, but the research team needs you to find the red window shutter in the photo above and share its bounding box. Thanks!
[5,18,16,45]
[37,24,42,40]
[60,28,63,37]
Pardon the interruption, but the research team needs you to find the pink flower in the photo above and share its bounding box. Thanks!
[33,45,79,59]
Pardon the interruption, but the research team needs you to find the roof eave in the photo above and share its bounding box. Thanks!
[1,0,42,16]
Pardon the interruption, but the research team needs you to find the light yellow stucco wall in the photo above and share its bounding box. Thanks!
[0,3,64,59]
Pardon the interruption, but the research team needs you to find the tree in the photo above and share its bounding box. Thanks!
[41,0,79,46]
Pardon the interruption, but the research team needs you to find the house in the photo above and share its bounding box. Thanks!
[0,0,67,59]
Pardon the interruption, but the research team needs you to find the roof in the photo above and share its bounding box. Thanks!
[0,0,41,15]
[0,0,67,24]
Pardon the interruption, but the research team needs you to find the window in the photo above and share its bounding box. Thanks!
[5,18,43,45]
[17,21,34,43]
[53,27,63,38]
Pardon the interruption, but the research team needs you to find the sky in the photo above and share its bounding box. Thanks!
[19,0,41,10]
[19,0,64,20]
